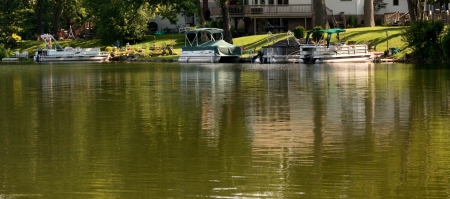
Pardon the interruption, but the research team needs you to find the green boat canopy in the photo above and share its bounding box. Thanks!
[305,28,346,48]
[181,40,242,56]
[306,28,346,34]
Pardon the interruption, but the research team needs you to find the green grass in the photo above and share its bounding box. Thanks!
[11,26,409,60]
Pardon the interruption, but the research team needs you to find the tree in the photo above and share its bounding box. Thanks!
[313,0,329,28]
[373,0,387,12]
[364,0,375,27]
[406,0,419,21]
[215,0,233,44]
[83,1,153,44]
[0,0,35,45]
[402,20,444,61]
[36,0,45,36]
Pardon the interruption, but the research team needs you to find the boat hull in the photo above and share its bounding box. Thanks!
[178,51,240,63]
[34,48,110,63]
[260,44,300,63]
[34,54,110,62]
[259,55,301,63]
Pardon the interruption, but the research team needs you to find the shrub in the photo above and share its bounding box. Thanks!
[347,15,358,28]
[12,34,22,42]
[402,20,444,61]
[293,26,306,38]
[441,26,450,58]
[210,20,223,28]
[375,19,383,26]
[0,33,22,48]
[0,44,11,59]
[105,46,113,52]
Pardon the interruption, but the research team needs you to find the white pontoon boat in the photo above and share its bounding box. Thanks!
[34,34,110,62]
[178,28,241,63]
[300,28,373,64]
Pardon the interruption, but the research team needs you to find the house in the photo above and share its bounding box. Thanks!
[208,0,411,35]
[149,14,197,33]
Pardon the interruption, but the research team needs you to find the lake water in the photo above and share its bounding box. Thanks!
[0,61,449,198]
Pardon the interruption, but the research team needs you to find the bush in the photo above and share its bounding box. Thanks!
[12,34,22,43]
[402,20,444,61]
[210,20,223,28]
[0,33,22,48]
[347,15,358,28]
[293,26,306,38]
[375,19,383,26]
[0,44,11,59]
[441,26,450,58]
[311,26,323,43]
[105,46,113,52]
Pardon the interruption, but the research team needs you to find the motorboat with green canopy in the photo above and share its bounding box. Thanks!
[178,28,242,63]
[300,28,373,64]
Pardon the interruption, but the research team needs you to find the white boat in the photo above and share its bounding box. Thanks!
[299,28,373,64]
[178,28,241,63]
[34,34,110,62]
[256,31,301,63]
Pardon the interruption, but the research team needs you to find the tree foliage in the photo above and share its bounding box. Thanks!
[373,0,387,12]
[402,20,444,61]
[440,26,450,58]
[0,44,12,59]
[83,1,153,44]
[0,0,200,46]
[0,0,34,41]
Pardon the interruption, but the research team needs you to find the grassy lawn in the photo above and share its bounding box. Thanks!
[11,26,408,60]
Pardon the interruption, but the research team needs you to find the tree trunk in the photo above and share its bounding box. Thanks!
[203,0,209,21]
[313,0,329,28]
[364,0,375,27]
[53,1,62,35]
[36,0,43,36]
[406,0,416,21]
[198,0,205,28]
[221,0,233,44]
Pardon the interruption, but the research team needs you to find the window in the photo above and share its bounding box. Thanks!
[393,0,398,6]
[260,0,265,5]
[277,0,288,5]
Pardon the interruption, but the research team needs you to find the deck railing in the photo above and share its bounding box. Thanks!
[210,4,313,17]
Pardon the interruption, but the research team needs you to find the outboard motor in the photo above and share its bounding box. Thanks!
[257,50,264,63]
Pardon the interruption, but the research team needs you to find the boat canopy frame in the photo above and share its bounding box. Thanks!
[40,34,64,50]
[305,28,346,48]
[184,28,224,47]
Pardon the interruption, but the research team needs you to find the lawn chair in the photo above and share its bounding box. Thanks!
[178,25,186,34]
[20,52,28,58]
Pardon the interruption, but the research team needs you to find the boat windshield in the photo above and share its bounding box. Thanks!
[184,28,224,47]
[40,34,63,50]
